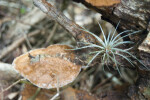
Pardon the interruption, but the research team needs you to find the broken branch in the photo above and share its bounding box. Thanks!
[0,30,40,60]
[33,0,96,43]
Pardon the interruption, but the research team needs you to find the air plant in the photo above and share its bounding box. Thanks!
[72,21,147,74]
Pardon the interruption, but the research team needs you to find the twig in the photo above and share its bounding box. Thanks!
[5,7,46,39]
[28,88,41,100]
[0,79,26,94]
[50,75,60,100]
[0,11,41,29]
[0,86,3,100]
[0,30,40,60]
[22,31,33,50]
[45,23,58,46]
[33,0,96,43]
[0,1,20,9]
[91,74,116,93]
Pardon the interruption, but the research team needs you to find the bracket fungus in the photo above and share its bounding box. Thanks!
[12,45,81,89]
[85,0,120,7]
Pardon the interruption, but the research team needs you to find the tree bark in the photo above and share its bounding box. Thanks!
[33,0,150,99]
[73,0,150,42]
[73,0,150,99]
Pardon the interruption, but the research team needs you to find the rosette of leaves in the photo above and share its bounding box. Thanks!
[72,22,147,74]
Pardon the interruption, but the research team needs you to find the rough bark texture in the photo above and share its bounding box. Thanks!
[73,0,150,42]
[33,0,97,43]
[33,0,150,99]
[72,0,150,100]
[33,0,142,70]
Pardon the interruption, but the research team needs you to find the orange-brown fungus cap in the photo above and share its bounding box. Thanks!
[13,45,81,89]
[86,0,120,6]
[22,84,54,100]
